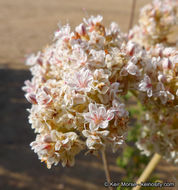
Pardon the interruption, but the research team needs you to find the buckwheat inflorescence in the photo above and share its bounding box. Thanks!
[129,0,178,165]
[129,0,177,47]
[23,1,178,168]
[23,16,132,168]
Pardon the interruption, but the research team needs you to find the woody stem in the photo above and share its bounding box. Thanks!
[132,153,162,190]
[101,149,113,190]
[128,0,137,31]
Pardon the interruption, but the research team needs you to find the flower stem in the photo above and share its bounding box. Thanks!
[132,153,162,190]
[128,0,137,31]
[101,149,113,190]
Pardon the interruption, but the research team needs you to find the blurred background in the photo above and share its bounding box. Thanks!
[0,0,178,189]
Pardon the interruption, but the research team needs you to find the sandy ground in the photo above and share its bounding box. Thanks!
[0,0,178,190]
[0,0,151,69]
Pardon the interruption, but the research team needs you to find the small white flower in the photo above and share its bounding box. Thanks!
[89,49,105,67]
[83,15,103,26]
[144,57,157,74]
[93,69,110,82]
[108,134,124,153]
[22,80,36,94]
[31,130,84,168]
[158,72,166,83]
[162,47,176,57]
[54,24,71,40]
[26,52,42,66]
[110,100,128,126]
[82,130,109,150]
[83,103,114,130]
[126,41,135,56]
[110,22,120,34]
[139,74,153,97]
[155,82,174,104]
[25,93,37,104]
[56,113,76,130]
[71,45,88,67]
[106,22,120,36]
[36,88,52,105]
[162,58,172,70]
[89,31,105,46]
[126,61,139,75]
[98,82,120,104]
[66,69,93,92]
[75,23,87,36]
[120,56,139,76]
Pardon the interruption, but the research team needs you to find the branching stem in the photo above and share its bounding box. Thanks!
[101,149,113,190]
[132,153,162,190]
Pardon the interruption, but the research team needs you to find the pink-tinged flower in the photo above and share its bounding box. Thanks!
[83,15,103,26]
[83,103,114,130]
[66,69,93,92]
[89,49,105,67]
[22,80,36,94]
[139,74,153,97]
[26,52,42,66]
[82,130,109,150]
[110,100,128,126]
[56,113,76,130]
[109,22,120,36]
[36,88,52,106]
[162,47,176,57]
[144,57,158,74]
[109,83,120,99]
[126,61,139,75]
[93,69,110,81]
[71,46,87,67]
[158,72,167,83]
[30,133,56,169]
[31,130,84,168]
[161,58,172,70]
[126,41,135,56]
[54,24,71,40]
[75,23,87,36]
[31,133,53,154]
[63,88,86,107]
[155,82,174,104]
[89,31,105,46]
[25,93,37,104]
[98,82,120,104]
[92,69,110,94]
[108,134,124,153]
[120,57,139,76]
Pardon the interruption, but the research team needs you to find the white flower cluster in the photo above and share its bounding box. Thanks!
[129,0,177,47]
[129,0,178,165]
[136,110,178,164]
[23,0,178,168]
[135,45,178,164]
[137,45,177,105]
[23,15,131,168]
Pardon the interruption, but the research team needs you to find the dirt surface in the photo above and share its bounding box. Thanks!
[0,0,178,189]
[0,0,152,69]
